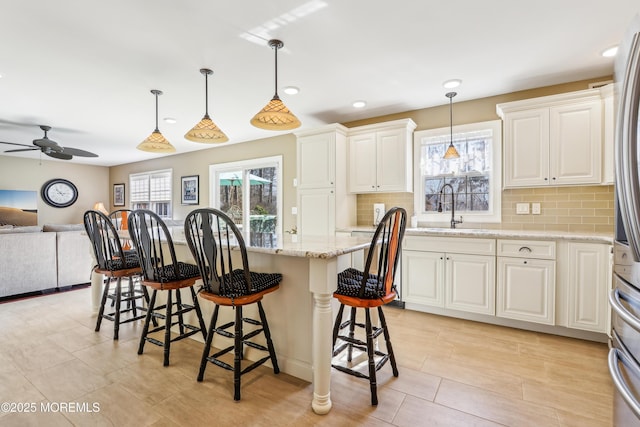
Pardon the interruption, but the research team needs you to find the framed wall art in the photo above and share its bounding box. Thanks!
[113,183,125,207]
[181,175,199,205]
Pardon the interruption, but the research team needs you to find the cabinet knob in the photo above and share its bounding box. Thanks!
[440,256,443,260]
[552,177,556,180]
[544,177,548,181]
[524,260,528,264]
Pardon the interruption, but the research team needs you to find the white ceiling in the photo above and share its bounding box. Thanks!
[0,0,638,167]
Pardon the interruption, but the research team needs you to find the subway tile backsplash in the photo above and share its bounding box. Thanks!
[356,185,614,234]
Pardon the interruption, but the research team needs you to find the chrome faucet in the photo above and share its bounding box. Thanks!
[437,183,463,229]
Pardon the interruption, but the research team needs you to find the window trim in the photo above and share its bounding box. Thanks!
[209,155,283,235]
[413,120,502,224]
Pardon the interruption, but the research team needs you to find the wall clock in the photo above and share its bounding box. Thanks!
[41,178,78,208]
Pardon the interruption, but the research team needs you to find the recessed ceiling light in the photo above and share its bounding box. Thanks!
[443,79,462,89]
[164,117,177,124]
[352,100,366,108]
[602,46,619,58]
[283,86,300,95]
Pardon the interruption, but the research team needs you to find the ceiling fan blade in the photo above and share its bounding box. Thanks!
[0,141,32,148]
[60,146,98,157]
[4,147,38,153]
[46,151,73,160]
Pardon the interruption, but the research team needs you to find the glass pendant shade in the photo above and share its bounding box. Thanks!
[185,68,229,143]
[137,89,176,153]
[251,39,301,131]
[444,91,460,159]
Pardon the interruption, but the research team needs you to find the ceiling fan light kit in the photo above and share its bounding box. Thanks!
[137,89,176,153]
[185,68,229,143]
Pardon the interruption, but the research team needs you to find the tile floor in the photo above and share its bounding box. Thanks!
[0,286,613,426]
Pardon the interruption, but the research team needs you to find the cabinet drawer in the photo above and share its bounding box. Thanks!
[404,236,495,255]
[497,239,555,259]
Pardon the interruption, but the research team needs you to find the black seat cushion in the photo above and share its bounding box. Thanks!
[336,268,385,299]
[154,262,201,282]
[210,269,282,297]
[104,251,140,271]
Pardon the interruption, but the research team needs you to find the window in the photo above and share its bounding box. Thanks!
[209,156,282,235]
[414,120,501,224]
[130,169,172,218]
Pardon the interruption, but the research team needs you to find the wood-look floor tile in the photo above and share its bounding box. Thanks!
[0,410,73,426]
[435,379,561,427]
[422,354,523,398]
[393,394,503,427]
[25,358,112,402]
[522,378,612,423]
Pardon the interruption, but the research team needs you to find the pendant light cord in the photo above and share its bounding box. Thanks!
[154,92,159,132]
[273,43,279,99]
[204,72,210,117]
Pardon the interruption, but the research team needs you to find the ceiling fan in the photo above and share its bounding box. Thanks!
[0,125,98,160]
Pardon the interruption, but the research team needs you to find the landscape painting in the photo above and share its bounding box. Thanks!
[0,190,38,226]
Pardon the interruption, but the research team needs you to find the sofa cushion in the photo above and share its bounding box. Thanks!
[43,223,84,232]
[0,225,42,234]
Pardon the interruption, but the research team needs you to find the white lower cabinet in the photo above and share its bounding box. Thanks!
[562,242,612,333]
[496,239,556,325]
[497,257,556,325]
[402,236,495,315]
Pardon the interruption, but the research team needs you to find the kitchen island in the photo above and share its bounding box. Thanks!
[91,230,371,415]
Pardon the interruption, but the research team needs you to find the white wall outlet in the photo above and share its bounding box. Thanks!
[516,203,530,214]
[532,203,541,215]
[293,178,297,187]
[291,207,297,215]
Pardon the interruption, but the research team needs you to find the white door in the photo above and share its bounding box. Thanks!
[496,257,555,324]
[401,250,445,307]
[446,253,495,315]
[297,188,335,236]
[376,128,409,192]
[549,100,602,185]
[566,242,611,333]
[348,133,377,193]
[503,108,549,187]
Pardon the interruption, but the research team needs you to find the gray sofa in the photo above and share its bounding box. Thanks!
[0,224,93,298]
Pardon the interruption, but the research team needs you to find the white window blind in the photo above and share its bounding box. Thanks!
[129,169,172,218]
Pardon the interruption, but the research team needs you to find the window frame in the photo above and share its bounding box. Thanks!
[209,155,283,235]
[129,168,173,219]
[413,120,502,224]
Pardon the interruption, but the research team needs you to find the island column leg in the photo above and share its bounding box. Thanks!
[309,257,338,415]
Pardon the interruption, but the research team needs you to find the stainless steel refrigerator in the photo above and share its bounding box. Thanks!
[610,14,640,427]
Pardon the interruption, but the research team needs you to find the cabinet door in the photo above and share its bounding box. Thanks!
[348,133,377,193]
[376,128,411,192]
[503,108,549,188]
[496,257,555,325]
[446,253,495,315]
[566,242,611,333]
[297,132,335,189]
[550,100,602,185]
[401,250,445,307]
[297,188,335,236]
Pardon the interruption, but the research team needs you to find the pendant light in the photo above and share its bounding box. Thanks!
[137,89,176,153]
[250,39,301,131]
[443,91,460,159]
[185,68,229,143]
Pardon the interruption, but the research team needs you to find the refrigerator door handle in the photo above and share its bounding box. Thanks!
[617,31,640,261]
[610,288,640,332]
[609,347,640,419]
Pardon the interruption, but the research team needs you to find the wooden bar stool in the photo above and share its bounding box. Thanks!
[83,209,149,340]
[331,207,407,405]
[127,209,207,366]
[184,208,281,401]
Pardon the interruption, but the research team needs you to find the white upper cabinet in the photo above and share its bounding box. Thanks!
[348,119,416,193]
[297,130,336,189]
[497,89,605,188]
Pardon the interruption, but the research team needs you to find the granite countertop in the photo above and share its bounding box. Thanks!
[168,228,372,259]
[346,226,614,244]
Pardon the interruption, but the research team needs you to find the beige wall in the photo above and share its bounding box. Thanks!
[109,133,297,231]
[0,156,109,225]
[348,77,615,234]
